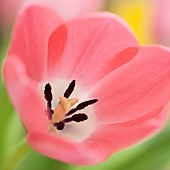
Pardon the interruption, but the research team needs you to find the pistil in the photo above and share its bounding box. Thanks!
[51,96,79,123]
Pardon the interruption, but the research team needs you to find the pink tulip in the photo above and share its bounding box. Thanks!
[154,0,170,46]
[3,3,170,165]
[0,0,25,25]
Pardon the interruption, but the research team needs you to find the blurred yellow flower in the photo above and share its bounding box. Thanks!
[109,0,155,44]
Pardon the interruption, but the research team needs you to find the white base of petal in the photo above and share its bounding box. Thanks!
[39,78,97,141]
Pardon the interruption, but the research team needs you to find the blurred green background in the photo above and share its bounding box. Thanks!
[0,0,170,170]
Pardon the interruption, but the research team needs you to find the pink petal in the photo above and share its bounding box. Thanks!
[27,132,97,165]
[48,13,139,88]
[27,104,168,165]
[3,56,48,132]
[47,24,67,74]
[82,105,168,162]
[91,46,170,123]
[0,0,24,26]
[8,3,63,81]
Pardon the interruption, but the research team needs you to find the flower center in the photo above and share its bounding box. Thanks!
[44,80,98,131]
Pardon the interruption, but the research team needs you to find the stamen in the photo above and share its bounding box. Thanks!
[44,80,98,131]
[64,80,76,98]
[63,113,88,123]
[46,109,54,120]
[44,83,53,109]
[53,121,65,130]
[44,83,54,120]
[65,99,98,116]
[53,113,88,130]
[72,113,88,122]
[63,117,73,123]
[76,99,98,110]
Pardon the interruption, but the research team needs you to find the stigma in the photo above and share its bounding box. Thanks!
[44,80,98,130]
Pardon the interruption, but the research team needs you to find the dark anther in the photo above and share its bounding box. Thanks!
[63,113,88,123]
[53,113,88,130]
[76,99,98,110]
[72,113,88,122]
[65,108,77,116]
[64,80,76,98]
[66,99,98,116]
[44,83,54,119]
[44,83,53,102]
[53,121,65,130]
[44,83,53,110]
[63,117,73,123]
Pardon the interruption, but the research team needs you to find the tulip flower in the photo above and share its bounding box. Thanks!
[3,3,170,165]
[153,0,170,46]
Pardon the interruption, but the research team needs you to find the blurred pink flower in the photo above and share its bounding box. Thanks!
[0,0,105,28]
[0,0,24,25]
[154,0,170,46]
[3,4,170,165]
